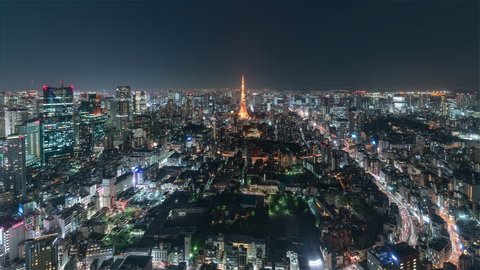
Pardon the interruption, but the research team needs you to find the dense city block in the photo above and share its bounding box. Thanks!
[0,78,479,270]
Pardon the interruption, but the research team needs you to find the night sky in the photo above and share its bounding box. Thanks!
[0,0,478,91]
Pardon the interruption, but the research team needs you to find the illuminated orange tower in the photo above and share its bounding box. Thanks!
[238,74,250,120]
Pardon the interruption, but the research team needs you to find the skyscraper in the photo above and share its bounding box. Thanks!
[133,90,148,115]
[102,96,116,128]
[78,93,106,158]
[25,234,58,270]
[0,135,27,200]
[19,119,41,167]
[238,75,250,120]
[41,86,75,164]
[4,108,29,137]
[115,86,132,136]
[115,86,132,117]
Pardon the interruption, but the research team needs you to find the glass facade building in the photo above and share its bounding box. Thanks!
[19,119,41,167]
[78,93,106,158]
[0,135,26,200]
[41,86,74,164]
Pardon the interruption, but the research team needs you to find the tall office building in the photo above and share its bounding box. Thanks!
[166,92,174,119]
[4,108,29,137]
[115,86,132,136]
[0,135,27,200]
[19,119,41,167]
[78,93,106,158]
[41,86,75,164]
[115,86,132,117]
[133,90,148,114]
[348,109,364,138]
[25,234,58,270]
[102,96,117,128]
[322,96,332,116]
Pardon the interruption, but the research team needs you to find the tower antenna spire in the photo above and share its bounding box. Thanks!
[238,74,249,120]
[242,74,245,91]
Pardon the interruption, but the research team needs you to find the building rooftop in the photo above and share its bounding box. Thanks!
[369,242,419,266]
[116,255,151,270]
[429,238,450,252]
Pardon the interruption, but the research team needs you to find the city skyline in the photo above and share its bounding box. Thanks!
[0,1,479,270]
[0,1,478,90]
